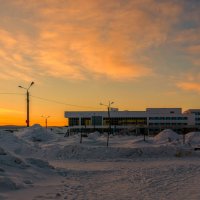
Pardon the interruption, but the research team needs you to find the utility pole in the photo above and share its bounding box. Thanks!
[41,115,50,129]
[100,101,114,147]
[18,82,34,127]
[27,90,29,127]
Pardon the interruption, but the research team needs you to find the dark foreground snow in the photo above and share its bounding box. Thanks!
[0,125,200,200]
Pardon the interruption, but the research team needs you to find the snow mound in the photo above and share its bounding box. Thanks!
[18,124,55,142]
[0,147,6,155]
[0,131,25,150]
[26,158,54,169]
[0,151,28,169]
[31,124,41,129]
[51,127,65,134]
[56,144,177,160]
[87,132,100,140]
[186,132,200,145]
[154,129,180,143]
[0,177,19,191]
[0,131,39,156]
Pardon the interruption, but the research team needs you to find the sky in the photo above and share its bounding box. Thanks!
[0,0,200,126]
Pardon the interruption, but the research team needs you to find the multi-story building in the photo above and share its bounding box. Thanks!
[183,109,200,126]
[64,108,199,134]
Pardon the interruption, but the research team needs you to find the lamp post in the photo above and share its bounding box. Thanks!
[18,82,34,127]
[100,101,114,147]
[93,112,96,132]
[41,115,50,129]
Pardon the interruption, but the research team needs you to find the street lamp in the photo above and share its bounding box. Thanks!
[41,115,50,129]
[93,112,96,131]
[18,82,34,127]
[100,101,114,147]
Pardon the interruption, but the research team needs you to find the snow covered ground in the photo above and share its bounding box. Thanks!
[1,125,200,200]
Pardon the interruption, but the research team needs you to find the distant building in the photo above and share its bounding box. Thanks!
[64,108,199,134]
[183,109,200,126]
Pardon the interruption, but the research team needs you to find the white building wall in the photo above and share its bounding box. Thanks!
[146,108,182,114]
[65,111,147,118]
[186,113,196,126]
[65,108,197,128]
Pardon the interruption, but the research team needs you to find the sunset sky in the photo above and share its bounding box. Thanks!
[0,0,200,126]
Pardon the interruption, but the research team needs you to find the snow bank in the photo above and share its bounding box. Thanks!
[26,158,54,169]
[87,132,100,140]
[56,144,178,160]
[0,147,6,155]
[0,130,44,158]
[50,127,66,135]
[0,150,28,169]
[154,129,180,144]
[0,177,19,191]
[18,124,55,142]
[0,131,26,151]
[186,132,200,146]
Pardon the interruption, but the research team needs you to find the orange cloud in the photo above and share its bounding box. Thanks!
[0,0,184,81]
[192,59,200,67]
[0,107,23,114]
[177,82,200,93]
[187,45,200,54]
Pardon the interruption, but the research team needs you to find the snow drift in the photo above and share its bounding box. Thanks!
[154,129,181,144]
[18,124,55,142]
[186,132,200,146]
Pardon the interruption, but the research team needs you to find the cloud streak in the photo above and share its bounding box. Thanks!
[0,107,23,114]
[177,82,200,93]
[0,0,198,82]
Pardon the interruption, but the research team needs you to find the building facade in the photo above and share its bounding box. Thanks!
[64,108,199,134]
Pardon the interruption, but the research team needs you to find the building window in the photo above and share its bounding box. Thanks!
[92,116,102,126]
[103,117,147,126]
[81,118,91,126]
[69,118,79,126]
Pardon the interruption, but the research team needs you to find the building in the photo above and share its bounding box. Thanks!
[64,108,199,134]
[183,109,200,126]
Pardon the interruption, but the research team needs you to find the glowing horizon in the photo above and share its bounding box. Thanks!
[0,0,200,126]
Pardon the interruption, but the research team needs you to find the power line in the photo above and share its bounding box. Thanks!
[30,95,99,109]
[0,92,99,109]
[0,93,24,95]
